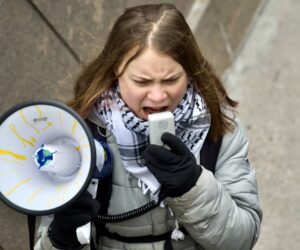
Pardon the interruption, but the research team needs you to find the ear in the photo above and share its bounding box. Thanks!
[113,66,120,78]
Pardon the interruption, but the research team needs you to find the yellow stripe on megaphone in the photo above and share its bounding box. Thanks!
[27,187,43,204]
[5,177,31,196]
[72,120,77,136]
[9,124,36,147]
[0,149,27,161]
[20,110,40,133]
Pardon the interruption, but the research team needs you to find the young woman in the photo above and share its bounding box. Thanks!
[35,3,262,250]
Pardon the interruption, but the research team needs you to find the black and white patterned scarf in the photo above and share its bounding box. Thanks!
[96,83,211,198]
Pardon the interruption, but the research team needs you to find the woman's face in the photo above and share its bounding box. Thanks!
[117,47,188,120]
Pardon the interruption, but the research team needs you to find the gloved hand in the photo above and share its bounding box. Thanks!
[143,132,202,198]
[48,191,100,249]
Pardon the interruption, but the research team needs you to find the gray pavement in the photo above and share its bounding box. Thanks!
[2,0,299,249]
[224,0,300,249]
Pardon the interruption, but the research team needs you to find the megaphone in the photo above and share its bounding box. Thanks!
[0,100,97,215]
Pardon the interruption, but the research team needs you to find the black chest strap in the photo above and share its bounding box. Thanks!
[200,135,223,174]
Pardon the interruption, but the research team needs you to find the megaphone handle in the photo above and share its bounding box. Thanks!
[75,177,99,244]
[76,222,91,244]
[75,139,106,245]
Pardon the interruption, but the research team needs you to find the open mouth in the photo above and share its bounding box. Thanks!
[143,107,168,115]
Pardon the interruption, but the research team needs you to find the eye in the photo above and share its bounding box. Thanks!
[134,80,147,84]
[163,78,179,84]
[132,79,151,85]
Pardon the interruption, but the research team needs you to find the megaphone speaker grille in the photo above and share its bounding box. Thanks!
[0,100,96,215]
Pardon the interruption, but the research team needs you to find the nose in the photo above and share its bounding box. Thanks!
[147,84,167,103]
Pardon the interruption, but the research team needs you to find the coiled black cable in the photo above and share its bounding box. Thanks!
[96,200,159,223]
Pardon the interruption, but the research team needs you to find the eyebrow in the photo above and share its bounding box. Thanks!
[130,72,183,81]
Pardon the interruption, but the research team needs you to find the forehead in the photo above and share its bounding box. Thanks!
[119,47,183,76]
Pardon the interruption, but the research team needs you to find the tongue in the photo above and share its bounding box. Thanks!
[145,107,164,114]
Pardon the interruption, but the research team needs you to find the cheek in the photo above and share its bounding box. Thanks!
[124,92,141,108]
[118,80,143,109]
[170,83,188,107]
[118,77,129,99]
[171,91,185,108]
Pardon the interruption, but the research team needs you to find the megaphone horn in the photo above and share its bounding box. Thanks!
[0,100,96,215]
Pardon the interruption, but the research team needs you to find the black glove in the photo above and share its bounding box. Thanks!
[143,132,202,198]
[48,191,100,249]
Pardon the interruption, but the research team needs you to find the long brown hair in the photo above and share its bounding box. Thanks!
[68,3,238,140]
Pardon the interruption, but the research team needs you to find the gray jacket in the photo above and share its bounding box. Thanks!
[35,117,262,250]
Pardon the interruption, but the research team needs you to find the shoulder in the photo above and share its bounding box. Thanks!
[217,111,250,169]
[87,106,107,127]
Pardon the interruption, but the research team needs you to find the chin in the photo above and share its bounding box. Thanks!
[135,112,147,121]
[141,114,149,121]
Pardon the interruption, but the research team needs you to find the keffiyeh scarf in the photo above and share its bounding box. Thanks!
[96,83,211,199]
